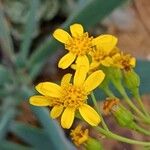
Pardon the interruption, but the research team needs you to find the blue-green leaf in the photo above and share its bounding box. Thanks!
[0,5,15,62]
[10,122,53,150]
[0,140,33,150]
[0,108,16,140]
[135,60,150,95]
[17,0,40,67]
[0,65,12,86]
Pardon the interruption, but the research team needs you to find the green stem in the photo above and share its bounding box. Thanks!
[133,123,150,136]
[95,126,150,146]
[91,92,109,131]
[134,92,150,117]
[112,81,150,123]
[101,86,115,98]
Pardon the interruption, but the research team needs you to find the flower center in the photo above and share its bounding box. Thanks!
[121,55,133,70]
[61,84,88,108]
[90,49,106,62]
[65,33,93,56]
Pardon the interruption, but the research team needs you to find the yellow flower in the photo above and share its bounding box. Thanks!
[89,35,118,70]
[29,67,105,129]
[70,124,89,146]
[53,23,93,70]
[112,52,136,70]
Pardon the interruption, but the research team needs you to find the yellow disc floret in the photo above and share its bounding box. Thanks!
[61,84,88,108]
[65,33,93,56]
[70,124,89,146]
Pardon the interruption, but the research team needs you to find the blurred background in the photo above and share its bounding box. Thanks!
[0,0,150,149]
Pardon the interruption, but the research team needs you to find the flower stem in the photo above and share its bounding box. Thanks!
[101,86,115,98]
[134,92,150,117]
[95,126,150,146]
[133,123,150,136]
[112,80,150,123]
[91,92,109,131]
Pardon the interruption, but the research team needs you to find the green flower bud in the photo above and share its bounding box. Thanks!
[113,105,134,128]
[109,67,122,81]
[103,98,134,129]
[85,137,103,150]
[123,69,140,93]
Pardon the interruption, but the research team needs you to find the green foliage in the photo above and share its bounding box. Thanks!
[10,122,55,149]
[0,7,15,62]
[0,65,12,86]
[0,140,33,150]
[3,0,59,39]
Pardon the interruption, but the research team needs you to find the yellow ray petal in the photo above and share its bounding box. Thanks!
[61,73,72,86]
[93,34,118,53]
[90,62,100,70]
[70,24,84,37]
[58,52,76,69]
[76,55,89,72]
[73,65,87,86]
[53,29,71,44]
[79,104,101,126]
[101,57,113,67]
[71,64,76,70]
[29,95,49,106]
[83,70,105,92]
[61,107,75,129]
[130,57,136,67]
[36,82,61,98]
[50,105,64,119]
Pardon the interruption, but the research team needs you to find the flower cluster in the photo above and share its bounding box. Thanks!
[29,23,137,128]
[29,23,150,148]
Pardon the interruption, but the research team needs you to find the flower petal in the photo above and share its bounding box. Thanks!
[58,52,76,69]
[50,105,64,119]
[29,95,49,106]
[61,73,72,86]
[61,107,75,129]
[76,55,89,72]
[101,57,113,67]
[53,29,71,44]
[93,34,118,53]
[83,70,105,92]
[130,57,136,67]
[70,24,84,37]
[36,82,61,98]
[74,65,87,86]
[79,104,101,126]
[71,64,76,70]
[90,62,100,70]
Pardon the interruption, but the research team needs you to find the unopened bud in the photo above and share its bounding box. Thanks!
[123,69,140,94]
[103,98,134,128]
[109,67,122,82]
[86,137,103,150]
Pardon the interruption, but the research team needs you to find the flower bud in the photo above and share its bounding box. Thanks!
[86,137,103,150]
[123,69,140,94]
[113,105,134,128]
[109,67,122,81]
[103,98,134,128]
